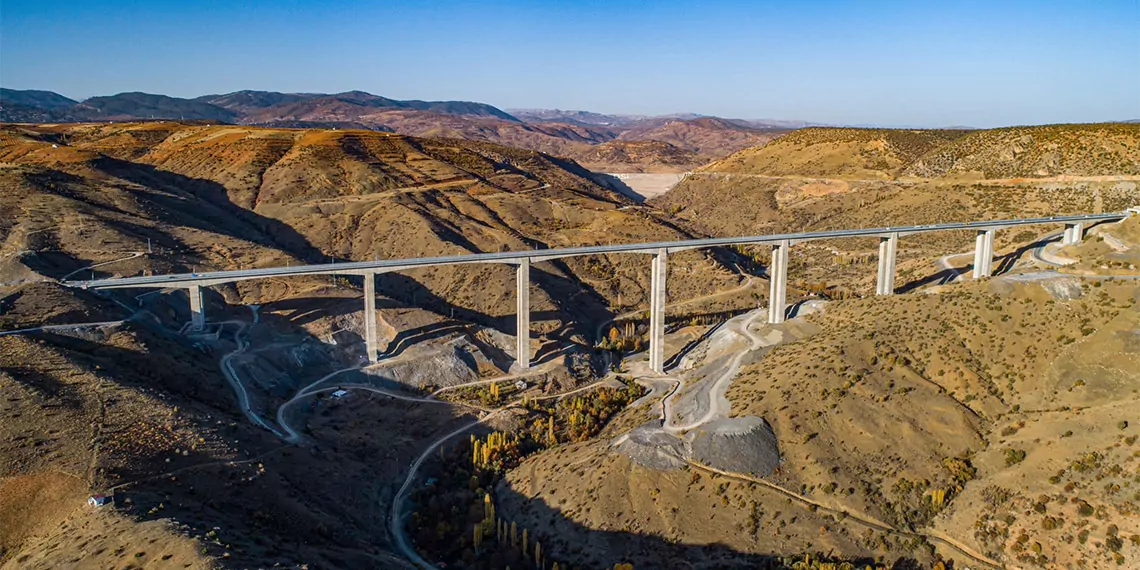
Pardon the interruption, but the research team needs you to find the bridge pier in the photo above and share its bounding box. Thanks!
[188,285,206,331]
[876,232,899,295]
[364,272,379,363]
[648,249,668,374]
[972,229,996,278]
[1063,222,1084,245]
[516,258,531,370]
[768,240,789,324]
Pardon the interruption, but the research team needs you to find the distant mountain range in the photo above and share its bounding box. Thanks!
[508,108,817,130]
[0,87,801,170]
[0,88,516,123]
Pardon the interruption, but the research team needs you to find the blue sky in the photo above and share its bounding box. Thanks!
[2,0,1137,126]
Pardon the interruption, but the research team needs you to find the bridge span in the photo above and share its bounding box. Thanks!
[68,211,1136,374]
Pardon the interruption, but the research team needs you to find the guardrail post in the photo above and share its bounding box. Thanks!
[516,258,531,370]
[188,285,206,331]
[768,240,789,324]
[649,249,668,374]
[876,232,899,295]
[973,229,995,278]
[364,272,379,363]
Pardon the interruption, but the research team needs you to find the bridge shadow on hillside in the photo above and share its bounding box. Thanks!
[380,320,470,360]
[408,461,937,570]
[896,229,1084,294]
[663,318,729,371]
[92,156,329,264]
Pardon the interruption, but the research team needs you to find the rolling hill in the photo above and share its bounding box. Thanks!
[0,88,78,110]
[0,121,744,333]
[617,116,786,159]
[1,89,791,171]
[699,127,969,179]
[902,123,1140,178]
[72,92,241,122]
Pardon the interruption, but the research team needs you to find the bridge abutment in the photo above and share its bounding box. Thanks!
[649,249,668,374]
[768,240,789,324]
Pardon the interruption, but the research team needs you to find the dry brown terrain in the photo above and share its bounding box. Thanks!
[1,122,749,334]
[495,228,1140,569]
[570,139,700,172]
[4,89,793,172]
[617,117,786,160]
[3,120,1139,569]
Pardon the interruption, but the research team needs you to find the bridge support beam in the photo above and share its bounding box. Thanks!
[768,240,789,324]
[516,258,531,370]
[972,229,996,278]
[648,249,668,374]
[1063,222,1084,245]
[188,285,206,332]
[876,232,899,295]
[364,272,379,363]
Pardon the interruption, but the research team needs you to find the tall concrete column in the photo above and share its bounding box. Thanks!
[648,249,668,374]
[973,229,996,278]
[188,284,206,331]
[983,229,996,276]
[768,240,789,324]
[364,272,379,363]
[515,258,531,370]
[876,232,899,295]
[1063,223,1083,245]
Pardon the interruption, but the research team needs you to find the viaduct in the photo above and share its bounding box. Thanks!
[70,211,1135,374]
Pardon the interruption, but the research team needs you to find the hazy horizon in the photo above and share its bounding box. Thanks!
[2,0,1138,128]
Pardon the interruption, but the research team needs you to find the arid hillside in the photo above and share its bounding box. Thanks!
[498,271,1139,569]
[2,89,792,172]
[902,123,1140,179]
[697,123,1140,180]
[1,122,747,336]
[568,139,699,172]
[654,124,1140,269]
[617,117,786,160]
[4,116,1138,570]
[700,127,967,179]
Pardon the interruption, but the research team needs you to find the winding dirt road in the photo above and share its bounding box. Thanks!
[662,307,766,432]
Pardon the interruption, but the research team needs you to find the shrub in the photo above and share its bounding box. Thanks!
[1004,448,1027,466]
[1076,500,1094,517]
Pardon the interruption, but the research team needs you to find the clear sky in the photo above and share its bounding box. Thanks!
[2,0,1137,127]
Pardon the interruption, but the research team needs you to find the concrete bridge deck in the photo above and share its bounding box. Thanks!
[66,211,1135,373]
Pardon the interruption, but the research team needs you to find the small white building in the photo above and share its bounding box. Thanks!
[331,389,350,399]
[88,494,112,507]
[514,380,528,391]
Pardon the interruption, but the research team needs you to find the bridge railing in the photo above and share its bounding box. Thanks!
[67,210,1134,373]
